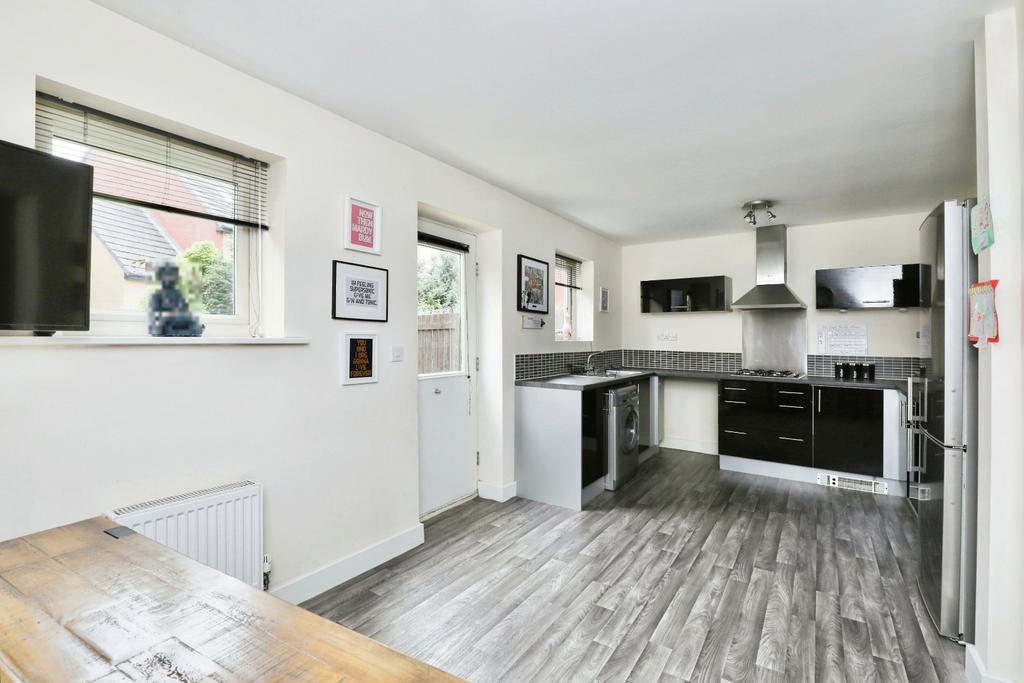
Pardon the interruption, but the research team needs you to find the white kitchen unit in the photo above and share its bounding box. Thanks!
[515,385,608,510]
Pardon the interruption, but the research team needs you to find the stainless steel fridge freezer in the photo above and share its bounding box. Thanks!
[908,199,978,642]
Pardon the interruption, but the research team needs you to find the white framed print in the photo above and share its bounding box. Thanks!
[344,196,382,254]
[332,260,389,322]
[600,287,610,313]
[342,334,378,385]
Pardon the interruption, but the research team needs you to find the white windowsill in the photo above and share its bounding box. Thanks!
[0,336,309,348]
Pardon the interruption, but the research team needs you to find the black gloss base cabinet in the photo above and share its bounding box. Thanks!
[718,380,883,476]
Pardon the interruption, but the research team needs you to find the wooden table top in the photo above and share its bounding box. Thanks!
[0,517,463,682]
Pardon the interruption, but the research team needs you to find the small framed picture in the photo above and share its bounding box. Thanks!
[342,334,378,385]
[333,260,389,322]
[344,196,382,255]
[517,254,549,313]
[600,287,610,313]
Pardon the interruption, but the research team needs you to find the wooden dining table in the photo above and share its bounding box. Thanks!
[0,516,463,682]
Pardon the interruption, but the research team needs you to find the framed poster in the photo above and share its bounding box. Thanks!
[332,260,389,322]
[342,334,378,385]
[344,196,382,255]
[599,287,610,313]
[517,254,549,313]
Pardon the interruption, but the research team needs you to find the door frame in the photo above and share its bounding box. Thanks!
[416,217,479,519]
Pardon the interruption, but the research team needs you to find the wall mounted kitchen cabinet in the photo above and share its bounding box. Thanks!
[640,276,732,313]
[815,264,931,310]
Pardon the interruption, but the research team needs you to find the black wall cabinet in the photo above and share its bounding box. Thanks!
[816,264,931,310]
[812,386,884,476]
[641,276,732,313]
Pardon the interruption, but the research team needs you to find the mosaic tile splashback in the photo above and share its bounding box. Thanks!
[514,350,621,380]
[621,350,743,373]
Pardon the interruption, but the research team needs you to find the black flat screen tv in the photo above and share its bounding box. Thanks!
[0,139,93,332]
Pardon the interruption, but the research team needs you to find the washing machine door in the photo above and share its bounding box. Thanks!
[620,406,640,454]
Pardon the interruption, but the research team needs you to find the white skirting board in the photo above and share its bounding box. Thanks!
[272,523,424,604]
[660,437,717,455]
[719,455,908,498]
[478,479,517,502]
[967,644,1012,683]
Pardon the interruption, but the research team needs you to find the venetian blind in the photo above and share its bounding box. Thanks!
[35,93,269,230]
[555,254,582,290]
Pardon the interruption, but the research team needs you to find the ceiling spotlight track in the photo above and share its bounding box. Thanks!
[741,200,777,226]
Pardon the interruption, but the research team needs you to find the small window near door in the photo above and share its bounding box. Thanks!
[417,241,466,374]
[554,254,582,340]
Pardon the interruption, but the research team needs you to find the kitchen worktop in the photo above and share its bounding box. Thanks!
[515,368,906,392]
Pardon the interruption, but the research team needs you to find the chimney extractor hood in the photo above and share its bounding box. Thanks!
[732,224,807,309]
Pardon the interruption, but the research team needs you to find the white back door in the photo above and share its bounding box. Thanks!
[417,219,478,518]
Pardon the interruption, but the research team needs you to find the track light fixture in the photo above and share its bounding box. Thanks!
[741,200,777,226]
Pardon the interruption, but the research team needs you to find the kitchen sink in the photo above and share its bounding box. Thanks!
[570,369,646,378]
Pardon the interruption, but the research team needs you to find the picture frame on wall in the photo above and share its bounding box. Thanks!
[332,260,389,322]
[344,196,382,255]
[517,254,549,313]
[600,287,610,313]
[342,333,378,385]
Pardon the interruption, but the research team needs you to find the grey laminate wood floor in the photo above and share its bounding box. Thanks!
[303,450,965,682]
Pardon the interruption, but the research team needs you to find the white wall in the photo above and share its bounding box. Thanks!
[969,7,1024,683]
[622,213,927,357]
[0,0,620,599]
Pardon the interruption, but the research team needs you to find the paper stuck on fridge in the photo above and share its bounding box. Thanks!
[968,280,999,348]
[971,197,994,254]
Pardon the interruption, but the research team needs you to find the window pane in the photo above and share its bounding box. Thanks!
[89,199,236,315]
[417,244,464,374]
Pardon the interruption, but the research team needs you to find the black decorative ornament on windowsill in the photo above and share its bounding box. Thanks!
[148,262,205,337]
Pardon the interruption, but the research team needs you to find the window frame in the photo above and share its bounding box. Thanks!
[34,92,266,332]
[554,254,582,342]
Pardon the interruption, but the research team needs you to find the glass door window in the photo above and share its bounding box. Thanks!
[417,242,466,375]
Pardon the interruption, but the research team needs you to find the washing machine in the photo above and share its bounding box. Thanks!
[605,384,640,491]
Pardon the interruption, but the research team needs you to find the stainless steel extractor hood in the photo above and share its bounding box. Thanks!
[732,224,807,309]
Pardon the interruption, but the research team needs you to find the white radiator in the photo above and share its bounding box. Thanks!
[109,480,264,588]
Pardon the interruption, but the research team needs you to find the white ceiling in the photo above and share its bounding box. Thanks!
[91,0,981,243]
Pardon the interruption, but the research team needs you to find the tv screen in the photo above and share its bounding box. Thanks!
[0,139,93,332]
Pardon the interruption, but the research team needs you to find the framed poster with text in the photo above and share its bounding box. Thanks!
[344,196,382,255]
[332,260,389,322]
[342,334,378,385]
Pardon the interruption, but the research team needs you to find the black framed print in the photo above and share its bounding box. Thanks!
[517,254,549,313]
[332,260,389,322]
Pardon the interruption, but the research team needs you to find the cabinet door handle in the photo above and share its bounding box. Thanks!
[723,400,747,405]
[778,390,805,396]
[778,436,805,442]
[724,429,747,435]
[778,404,804,410]
[817,389,821,413]
[723,387,747,391]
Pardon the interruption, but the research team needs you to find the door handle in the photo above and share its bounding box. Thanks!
[723,429,747,435]
[778,436,804,442]
[817,389,821,413]
[723,400,747,405]
[434,388,442,394]
[778,390,804,396]
[778,404,804,410]
[723,387,747,391]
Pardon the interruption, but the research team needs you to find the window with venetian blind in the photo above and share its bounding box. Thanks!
[554,254,582,340]
[34,93,269,325]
